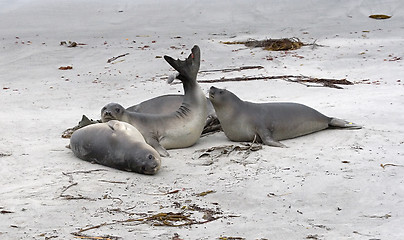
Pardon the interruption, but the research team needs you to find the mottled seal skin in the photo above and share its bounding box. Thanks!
[126,94,220,134]
[101,46,208,157]
[209,86,362,147]
[70,120,161,175]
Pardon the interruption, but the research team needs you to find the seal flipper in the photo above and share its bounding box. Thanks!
[79,115,100,128]
[164,45,200,82]
[147,138,170,157]
[256,128,287,148]
[329,118,362,129]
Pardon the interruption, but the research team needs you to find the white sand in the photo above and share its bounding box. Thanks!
[1,0,404,239]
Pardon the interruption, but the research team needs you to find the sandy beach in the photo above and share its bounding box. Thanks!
[1,0,403,239]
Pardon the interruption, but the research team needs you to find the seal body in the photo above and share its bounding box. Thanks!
[70,120,161,175]
[209,86,361,147]
[101,46,208,156]
[126,94,215,117]
[126,94,220,134]
[126,94,186,114]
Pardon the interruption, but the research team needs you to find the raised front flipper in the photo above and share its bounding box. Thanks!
[164,45,200,82]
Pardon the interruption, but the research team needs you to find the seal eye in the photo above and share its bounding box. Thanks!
[115,108,120,113]
[148,154,153,160]
[219,90,224,94]
[102,107,106,112]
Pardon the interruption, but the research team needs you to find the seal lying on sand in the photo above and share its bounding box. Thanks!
[101,45,208,157]
[70,120,161,175]
[209,86,361,147]
[126,94,220,134]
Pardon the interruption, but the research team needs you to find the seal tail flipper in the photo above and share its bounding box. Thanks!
[164,45,201,82]
[329,118,362,129]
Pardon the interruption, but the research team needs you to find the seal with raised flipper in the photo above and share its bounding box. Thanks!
[70,120,161,175]
[126,94,220,134]
[101,45,208,157]
[208,86,362,147]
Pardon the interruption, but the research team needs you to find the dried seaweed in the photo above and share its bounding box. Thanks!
[306,235,321,240]
[71,232,121,240]
[193,142,262,166]
[145,189,181,195]
[169,70,356,89]
[195,190,216,197]
[181,203,222,215]
[199,65,264,73]
[361,214,391,219]
[64,169,108,175]
[137,212,197,227]
[60,181,95,201]
[267,192,292,198]
[369,14,391,20]
[59,66,73,70]
[195,142,263,159]
[62,115,100,138]
[380,163,404,169]
[60,41,86,47]
[107,53,129,63]
[219,237,245,240]
[1,210,14,214]
[98,180,127,184]
[73,200,233,236]
[222,38,307,51]
[0,152,12,157]
[195,75,354,89]
[74,211,222,235]
[59,170,106,201]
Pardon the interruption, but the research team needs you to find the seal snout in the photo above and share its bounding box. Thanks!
[209,86,218,99]
[141,154,161,175]
[101,110,114,122]
[104,110,112,117]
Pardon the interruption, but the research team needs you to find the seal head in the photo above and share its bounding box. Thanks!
[101,103,125,123]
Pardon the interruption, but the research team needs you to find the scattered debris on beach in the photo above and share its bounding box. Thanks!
[60,41,87,48]
[196,75,354,89]
[195,142,262,160]
[107,53,130,63]
[58,66,73,70]
[62,115,100,138]
[222,38,323,51]
[0,152,12,157]
[369,14,391,20]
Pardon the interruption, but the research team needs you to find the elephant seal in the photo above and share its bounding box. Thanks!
[70,120,161,175]
[126,94,220,134]
[101,45,208,157]
[209,86,361,147]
